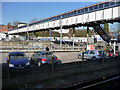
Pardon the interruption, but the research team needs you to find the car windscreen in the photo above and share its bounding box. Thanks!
[9,53,27,60]
[98,51,101,54]
[98,51,106,55]
[98,51,103,54]
[43,52,52,55]
[42,52,52,57]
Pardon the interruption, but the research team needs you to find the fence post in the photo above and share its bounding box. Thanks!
[82,52,84,67]
[7,59,10,79]
[102,51,104,64]
[52,53,54,72]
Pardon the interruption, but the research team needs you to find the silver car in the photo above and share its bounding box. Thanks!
[30,51,61,66]
[78,50,107,60]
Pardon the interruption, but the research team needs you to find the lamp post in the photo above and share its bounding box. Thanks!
[27,23,29,41]
[60,18,62,50]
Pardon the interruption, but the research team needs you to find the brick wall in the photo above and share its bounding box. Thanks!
[0,25,13,33]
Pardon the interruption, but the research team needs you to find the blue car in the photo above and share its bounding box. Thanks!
[5,52,30,68]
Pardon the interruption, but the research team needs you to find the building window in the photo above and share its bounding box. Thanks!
[81,9,84,13]
[73,11,77,15]
[62,14,65,18]
[94,5,98,9]
[5,26,7,30]
[3,27,4,30]
[67,13,70,17]
[110,2,115,5]
[64,14,67,17]
[116,1,120,5]
[89,6,93,11]
[78,10,81,14]
[85,8,88,12]
[99,4,103,8]
[70,12,73,16]
[104,2,109,7]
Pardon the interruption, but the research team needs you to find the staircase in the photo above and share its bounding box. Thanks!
[92,23,111,42]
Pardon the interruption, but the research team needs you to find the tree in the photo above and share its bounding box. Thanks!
[12,20,21,28]
[104,23,109,33]
[7,22,11,29]
[7,22,11,26]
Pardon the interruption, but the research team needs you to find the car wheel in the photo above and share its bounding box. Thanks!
[38,61,42,67]
[30,58,35,65]
[30,58,33,63]
[92,57,97,60]
[57,60,62,64]
[78,56,82,59]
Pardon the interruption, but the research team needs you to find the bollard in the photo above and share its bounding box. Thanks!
[52,53,54,73]
[102,51,104,64]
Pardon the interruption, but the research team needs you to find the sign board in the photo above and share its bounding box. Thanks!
[87,45,93,50]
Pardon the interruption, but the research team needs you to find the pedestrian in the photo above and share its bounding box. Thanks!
[46,46,49,51]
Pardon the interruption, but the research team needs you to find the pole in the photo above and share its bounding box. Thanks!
[82,52,84,65]
[109,40,111,47]
[87,26,89,50]
[7,59,10,79]
[52,54,54,72]
[17,29,19,50]
[60,19,62,50]
[73,27,75,50]
[27,24,29,49]
[94,30,95,50]
[49,29,51,50]
[109,40,112,55]
[114,40,116,55]
[32,31,34,48]
[27,24,29,41]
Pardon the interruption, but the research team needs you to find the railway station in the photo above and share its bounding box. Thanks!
[1,0,120,89]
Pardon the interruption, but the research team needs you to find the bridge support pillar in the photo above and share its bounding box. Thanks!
[32,31,34,48]
[93,30,96,50]
[60,25,62,50]
[73,27,75,50]
[27,24,29,41]
[49,29,51,50]
[17,29,19,50]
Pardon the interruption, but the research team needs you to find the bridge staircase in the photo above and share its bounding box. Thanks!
[92,23,111,43]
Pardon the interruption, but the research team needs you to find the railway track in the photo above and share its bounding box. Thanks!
[2,57,119,79]
[2,61,82,79]
[61,73,120,90]
[2,56,120,89]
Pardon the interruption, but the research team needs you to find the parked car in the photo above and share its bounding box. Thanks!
[108,51,119,57]
[30,51,61,66]
[4,52,30,68]
[78,50,107,60]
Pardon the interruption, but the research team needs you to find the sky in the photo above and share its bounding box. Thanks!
[2,2,97,25]
[1,1,119,32]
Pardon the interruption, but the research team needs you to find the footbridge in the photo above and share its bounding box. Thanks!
[8,0,120,42]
